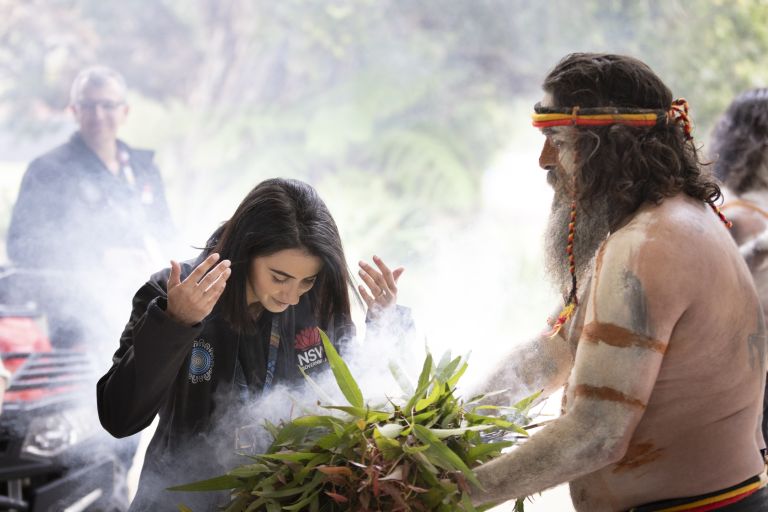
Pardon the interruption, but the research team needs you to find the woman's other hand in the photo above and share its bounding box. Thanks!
[166,253,231,326]
[358,255,404,315]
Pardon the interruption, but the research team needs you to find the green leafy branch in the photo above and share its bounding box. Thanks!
[172,330,534,511]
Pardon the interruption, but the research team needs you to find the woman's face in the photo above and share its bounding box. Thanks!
[246,248,323,312]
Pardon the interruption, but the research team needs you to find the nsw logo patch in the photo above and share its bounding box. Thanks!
[189,339,214,383]
[295,327,327,371]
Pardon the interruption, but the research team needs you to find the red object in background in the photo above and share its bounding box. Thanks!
[0,317,77,403]
[0,317,51,373]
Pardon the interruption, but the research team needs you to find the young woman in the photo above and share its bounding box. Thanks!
[96,178,407,510]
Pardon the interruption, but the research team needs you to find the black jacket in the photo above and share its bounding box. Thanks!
[7,131,172,269]
[6,132,174,349]
[97,257,357,511]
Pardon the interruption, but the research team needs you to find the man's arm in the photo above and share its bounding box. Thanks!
[7,160,63,266]
[472,232,682,504]
[468,294,588,407]
[471,331,573,407]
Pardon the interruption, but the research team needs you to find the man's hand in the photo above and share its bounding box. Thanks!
[166,253,231,326]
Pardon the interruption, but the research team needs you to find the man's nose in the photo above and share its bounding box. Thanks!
[93,105,110,118]
[539,138,558,171]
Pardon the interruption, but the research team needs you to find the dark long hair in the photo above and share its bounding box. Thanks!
[211,178,354,334]
[711,88,768,194]
[543,53,721,226]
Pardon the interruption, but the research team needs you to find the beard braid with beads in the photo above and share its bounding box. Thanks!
[544,195,611,301]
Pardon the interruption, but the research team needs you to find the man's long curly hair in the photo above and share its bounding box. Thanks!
[710,88,768,194]
[543,53,721,228]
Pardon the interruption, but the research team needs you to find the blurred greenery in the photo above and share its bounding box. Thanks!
[2,0,767,239]
[0,0,767,346]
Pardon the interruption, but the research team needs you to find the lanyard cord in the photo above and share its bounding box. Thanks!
[263,315,281,392]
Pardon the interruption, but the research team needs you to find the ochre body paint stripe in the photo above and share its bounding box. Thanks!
[572,384,647,409]
[582,322,667,354]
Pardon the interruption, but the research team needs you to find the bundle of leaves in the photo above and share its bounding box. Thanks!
[172,331,536,511]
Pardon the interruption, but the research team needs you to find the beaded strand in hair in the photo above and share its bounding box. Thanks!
[668,98,693,141]
[709,202,733,229]
[546,197,579,338]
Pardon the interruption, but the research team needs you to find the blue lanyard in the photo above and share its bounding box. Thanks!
[263,316,281,392]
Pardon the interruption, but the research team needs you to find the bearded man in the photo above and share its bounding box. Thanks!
[470,53,768,511]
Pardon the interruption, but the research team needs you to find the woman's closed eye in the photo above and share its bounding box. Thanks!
[271,275,289,284]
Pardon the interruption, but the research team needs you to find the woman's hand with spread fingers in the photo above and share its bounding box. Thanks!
[166,253,232,326]
[358,255,404,317]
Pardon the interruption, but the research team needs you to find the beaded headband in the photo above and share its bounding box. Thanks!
[532,99,693,140]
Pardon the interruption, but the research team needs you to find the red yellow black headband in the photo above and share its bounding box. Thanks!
[532,99,693,140]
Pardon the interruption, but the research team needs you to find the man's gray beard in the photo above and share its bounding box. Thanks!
[544,196,611,296]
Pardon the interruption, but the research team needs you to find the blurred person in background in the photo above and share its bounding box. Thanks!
[470,54,768,511]
[97,178,409,511]
[5,65,174,510]
[6,65,173,351]
[711,87,768,455]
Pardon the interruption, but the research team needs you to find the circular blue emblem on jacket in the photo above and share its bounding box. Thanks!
[189,340,214,383]
[190,347,211,375]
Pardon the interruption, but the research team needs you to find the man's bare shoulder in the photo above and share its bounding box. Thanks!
[592,195,737,319]
[606,195,731,261]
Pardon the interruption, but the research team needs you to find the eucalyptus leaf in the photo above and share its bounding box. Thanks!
[260,451,318,462]
[376,423,406,439]
[388,360,415,395]
[413,424,480,487]
[323,405,390,421]
[227,463,271,478]
[167,474,242,492]
[513,390,543,413]
[415,381,444,412]
[466,441,515,463]
[428,424,492,439]
[319,328,363,408]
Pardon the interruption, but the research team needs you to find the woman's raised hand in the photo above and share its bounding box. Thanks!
[166,253,232,326]
[358,255,404,315]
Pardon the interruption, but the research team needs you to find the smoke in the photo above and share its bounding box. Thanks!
[209,312,427,466]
